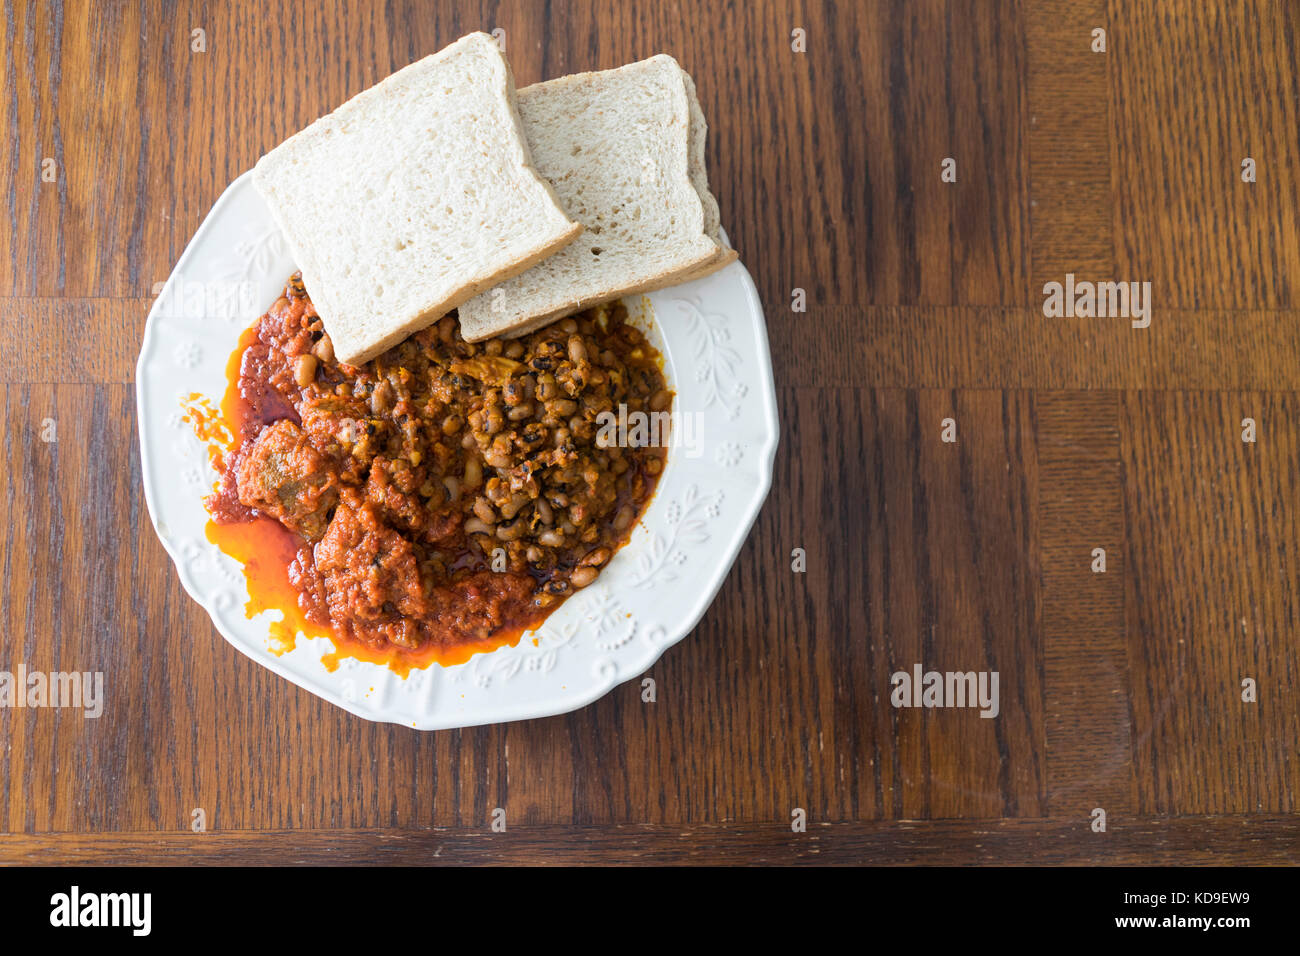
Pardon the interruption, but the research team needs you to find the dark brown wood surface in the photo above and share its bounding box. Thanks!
[3,0,1300,864]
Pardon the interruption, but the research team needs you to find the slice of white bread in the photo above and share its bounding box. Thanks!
[252,32,582,365]
[457,54,736,341]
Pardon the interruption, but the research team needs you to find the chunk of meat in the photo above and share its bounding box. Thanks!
[236,419,338,541]
[311,493,429,646]
[364,456,424,533]
[310,492,535,650]
[361,455,462,542]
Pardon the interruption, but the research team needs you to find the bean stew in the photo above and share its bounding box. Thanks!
[203,273,670,667]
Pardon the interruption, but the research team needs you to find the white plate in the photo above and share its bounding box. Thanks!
[136,172,778,729]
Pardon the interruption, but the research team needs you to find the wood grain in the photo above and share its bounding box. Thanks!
[757,388,1043,820]
[771,305,1300,390]
[3,816,1299,865]
[1026,0,1114,291]
[1108,0,1300,310]
[1037,392,1130,817]
[3,0,1300,863]
[1122,391,1300,815]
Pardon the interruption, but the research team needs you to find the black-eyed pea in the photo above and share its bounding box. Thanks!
[496,519,527,541]
[567,334,588,365]
[465,517,494,536]
[463,456,483,490]
[295,353,318,387]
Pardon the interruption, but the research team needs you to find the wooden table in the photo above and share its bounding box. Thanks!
[4,0,1299,865]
